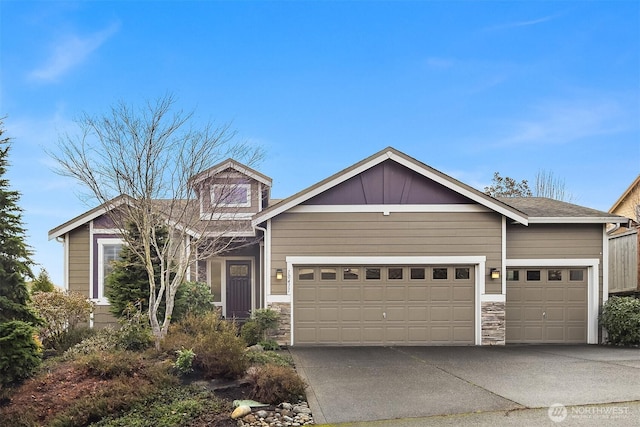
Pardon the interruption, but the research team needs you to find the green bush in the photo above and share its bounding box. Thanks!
[240,320,261,346]
[30,289,94,352]
[173,281,214,319]
[0,320,42,386]
[246,350,293,367]
[600,296,640,346]
[116,304,154,351]
[63,327,119,360]
[173,348,195,376]
[77,350,146,379]
[247,364,307,404]
[162,311,248,379]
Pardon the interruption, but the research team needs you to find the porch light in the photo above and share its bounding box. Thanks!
[275,269,283,280]
[490,268,501,280]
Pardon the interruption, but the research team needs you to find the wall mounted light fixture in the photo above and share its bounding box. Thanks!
[490,268,501,280]
[275,269,283,280]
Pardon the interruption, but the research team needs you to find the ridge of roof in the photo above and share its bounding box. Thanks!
[188,158,272,187]
[252,146,529,226]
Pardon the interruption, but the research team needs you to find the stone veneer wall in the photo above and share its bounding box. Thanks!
[268,302,291,346]
[481,301,506,345]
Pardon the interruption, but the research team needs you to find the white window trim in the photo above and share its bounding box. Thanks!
[96,237,124,305]
[211,183,251,208]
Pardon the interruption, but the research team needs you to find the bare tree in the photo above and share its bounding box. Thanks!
[534,169,575,202]
[50,94,263,347]
[484,172,532,197]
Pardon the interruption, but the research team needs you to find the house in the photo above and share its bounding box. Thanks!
[49,147,628,346]
[608,174,640,295]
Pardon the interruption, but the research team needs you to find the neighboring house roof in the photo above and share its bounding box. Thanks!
[610,174,640,213]
[188,158,272,187]
[498,197,628,224]
[252,147,530,227]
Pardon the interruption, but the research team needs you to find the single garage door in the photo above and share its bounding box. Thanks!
[294,265,475,346]
[506,267,587,343]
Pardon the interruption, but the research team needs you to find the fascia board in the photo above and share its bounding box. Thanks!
[528,217,630,224]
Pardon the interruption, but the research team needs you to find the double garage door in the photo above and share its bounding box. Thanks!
[293,265,475,345]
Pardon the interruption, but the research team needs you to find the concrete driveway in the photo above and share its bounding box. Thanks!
[289,345,640,425]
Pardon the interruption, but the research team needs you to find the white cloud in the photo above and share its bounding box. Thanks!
[484,14,562,32]
[492,99,630,147]
[29,22,120,83]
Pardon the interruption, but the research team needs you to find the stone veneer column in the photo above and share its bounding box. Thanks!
[481,301,506,345]
[267,302,291,346]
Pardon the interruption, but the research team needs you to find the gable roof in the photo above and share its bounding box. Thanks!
[609,174,640,213]
[188,158,272,188]
[498,197,628,224]
[252,147,530,226]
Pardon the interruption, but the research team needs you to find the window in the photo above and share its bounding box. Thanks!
[321,268,337,280]
[343,268,360,280]
[569,269,584,281]
[365,268,381,280]
[388,268,403,280]
[548,270,562,281]
[298,268,315,281]
[455,268,470,280]
[97,238,124,302]
[507,270,520,281]
[410,268,426,280]
[211,183,251,207]
[433,268,448,280]
[526,270,541,281]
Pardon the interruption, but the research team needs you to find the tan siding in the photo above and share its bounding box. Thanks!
[271,211,502,294]
[506,223,605,304]
[506,224,602,259]
[68,226,90,297]
[93,305,118,329]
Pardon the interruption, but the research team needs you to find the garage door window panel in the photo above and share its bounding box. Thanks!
[388,268,404,280]
[548,270,562,281]
[343,268,360,280]
[298,268,315,281]
[507,270,520,281]
[365,268,381,280]
[410,268,426,280]
[433,268,448,280]
[526,270,541,281]
[569,270,584,281]
[455,268,470,280]
[321,268,337,280]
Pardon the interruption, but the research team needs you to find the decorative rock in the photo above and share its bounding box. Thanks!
[238,401,314,427]
[293,406,312,414]
[231,405,252,419]
[247,344,264,352]
[244,414,257,423]
[281,402,293,410]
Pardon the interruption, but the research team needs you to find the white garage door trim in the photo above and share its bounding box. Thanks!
[286,255,487,346]
[505,258,600,344]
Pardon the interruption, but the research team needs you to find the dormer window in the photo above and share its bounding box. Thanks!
[211,183,251,208]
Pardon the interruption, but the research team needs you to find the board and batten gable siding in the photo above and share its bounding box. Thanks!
[270,211,503,294]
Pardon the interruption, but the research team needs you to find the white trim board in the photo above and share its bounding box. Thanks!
[288,204,492,214]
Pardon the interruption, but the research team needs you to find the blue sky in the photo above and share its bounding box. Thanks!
[1,1,639,286]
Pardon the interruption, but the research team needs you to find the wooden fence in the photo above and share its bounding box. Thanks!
[608,229,639,294]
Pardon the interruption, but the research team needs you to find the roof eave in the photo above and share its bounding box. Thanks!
[528,216,630,224]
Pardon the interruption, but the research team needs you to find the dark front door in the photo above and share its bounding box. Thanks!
[226,261,252,319]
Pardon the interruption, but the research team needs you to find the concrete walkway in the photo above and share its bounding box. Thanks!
[289,345,640,426]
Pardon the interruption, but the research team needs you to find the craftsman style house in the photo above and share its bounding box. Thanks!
[49,147,628,346]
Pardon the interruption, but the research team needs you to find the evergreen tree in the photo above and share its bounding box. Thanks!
[0,119,41,386]
[0,120,38,324]
[30,268,56,293]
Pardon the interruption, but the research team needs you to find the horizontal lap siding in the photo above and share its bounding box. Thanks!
[506,223,604,302]
[271,212,502,294]
[68,226,90,297]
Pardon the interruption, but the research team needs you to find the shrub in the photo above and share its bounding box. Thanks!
[63,327,119,360]
[162,311,248,379]
[116,303,153,351]
[247,364,307,404]
[0,320,42,386]
[77,350,146,379]
[173,281,215,319]
[240,320,261,346]
[600,296,640,346]
[30,289,94,352]
[246,350,294,367]
[173,348,195,376]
